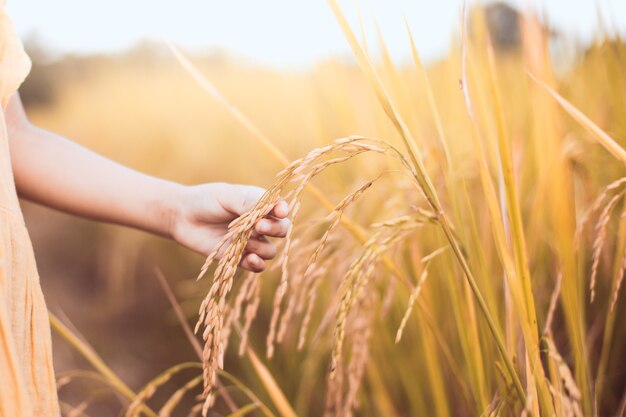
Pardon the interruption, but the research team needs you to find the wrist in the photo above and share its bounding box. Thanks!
[153,180,186,239]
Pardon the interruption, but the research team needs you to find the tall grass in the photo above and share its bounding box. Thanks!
[45,3,626,417]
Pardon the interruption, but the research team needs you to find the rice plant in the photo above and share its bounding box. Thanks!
[48,2,626,416]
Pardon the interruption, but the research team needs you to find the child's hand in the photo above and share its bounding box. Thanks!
[169,183,290,272]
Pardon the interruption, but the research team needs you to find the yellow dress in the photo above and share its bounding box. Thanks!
[0,3,60,416]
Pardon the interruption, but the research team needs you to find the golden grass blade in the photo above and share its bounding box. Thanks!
[226,403,259,417]
[245,347,297,417]
[165,41,288,166]
[328,0,526,403]
[595,204,626,404]
[326,0,438,207]
[528,72,626,165]
[414,311,452,417]
[404,20,452,170]
[485,43,538,330]
[56,370,119,393]
[354,0,369,54]
[154,268,202,359]
[217,370,276,417]
[49,313,159,417]
[484,41,556,415]
[65,389,110,417]
[157,375,202,417]
[372,18,420,146]
[125,363,201,417]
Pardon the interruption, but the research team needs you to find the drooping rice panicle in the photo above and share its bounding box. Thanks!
[195,137,415,414]
[590,192,624,301]
[331,215,427,380]
[238,275,261,356]
[395,269,428,344]
[610,242,626,312]
[575,176,626,247]
[544,272,563,335]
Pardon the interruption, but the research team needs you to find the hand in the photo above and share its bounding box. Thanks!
[169,183,290,272]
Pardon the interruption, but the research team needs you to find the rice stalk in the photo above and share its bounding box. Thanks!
[595,204,626,404]
[528,72,626,165]
[327,0,527,403]
[226,403,260,417]
[56,371,112,393]
[64,389,110,417]
[217,370,276,417]
[405,20,453,172]
[245,348,297,417]
[157,375,203,417]
[49,314,159,417]
[125,362,201,417]
[484,37,555,414]
[545,338,583,417]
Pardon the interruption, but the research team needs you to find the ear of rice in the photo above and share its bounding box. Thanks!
[590,192,624,301]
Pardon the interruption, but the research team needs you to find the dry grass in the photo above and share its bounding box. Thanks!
[39,2,626,417]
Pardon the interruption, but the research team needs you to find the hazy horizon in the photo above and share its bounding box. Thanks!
[8,0,626,69]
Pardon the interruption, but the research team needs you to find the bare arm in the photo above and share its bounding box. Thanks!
[7,94,180,237]
[6,93,289,271]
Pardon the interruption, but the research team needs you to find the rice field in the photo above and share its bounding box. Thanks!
[25,2,626,416]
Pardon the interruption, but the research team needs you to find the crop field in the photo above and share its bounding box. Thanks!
[22,2,626,416]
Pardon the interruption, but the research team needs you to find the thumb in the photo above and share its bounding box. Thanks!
[217,184,266,217]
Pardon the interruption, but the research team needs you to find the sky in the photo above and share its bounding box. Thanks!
[7,0,626,69]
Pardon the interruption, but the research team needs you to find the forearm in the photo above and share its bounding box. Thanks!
[8,100,182,237]
[5,94,290,271]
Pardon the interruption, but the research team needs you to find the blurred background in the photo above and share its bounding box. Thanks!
[7,0,626,415]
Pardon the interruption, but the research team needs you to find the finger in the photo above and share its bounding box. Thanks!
[255,217,290,238]
[271,200,290,219]
[218,184,266,216]
[240,252,266,272]
[245,237,277,260]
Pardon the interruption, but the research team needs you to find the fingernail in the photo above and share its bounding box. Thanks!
[257,221,268,233]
